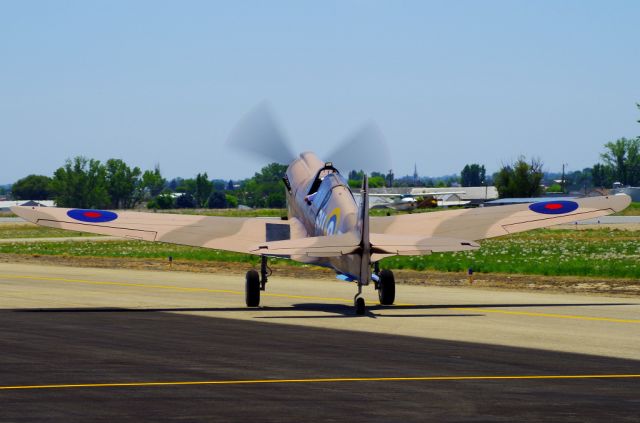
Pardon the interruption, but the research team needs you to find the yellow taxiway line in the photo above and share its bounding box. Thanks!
[1,273,639,324]
[453,307,640,324]
[0,274,351,303]
[1,374,639,391]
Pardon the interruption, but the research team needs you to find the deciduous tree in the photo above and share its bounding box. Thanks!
[142,165,166,198]
[175,193,196,208]
[105,159,142,209]
[494,157,543,198]
[52,157,110,208]
[207,191,227,208]
[601,137,640,186]
[460,164,486,187]
[194,173,213,207]
[11,175,52,200]
[591,163,613,188]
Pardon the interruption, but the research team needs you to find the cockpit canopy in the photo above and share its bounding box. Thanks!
[307,162,343,196]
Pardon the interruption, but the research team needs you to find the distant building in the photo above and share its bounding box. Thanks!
[411,186,498,203]
[0,200,55,212]
[359,186,498,208]
[611,187,640,202]
[437,193,469,207]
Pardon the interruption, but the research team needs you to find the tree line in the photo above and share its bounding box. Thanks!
[7,104,639,204]
[464,103,640,197]
[10,157,288,209]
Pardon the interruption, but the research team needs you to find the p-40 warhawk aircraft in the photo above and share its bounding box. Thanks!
[11,156,630,314]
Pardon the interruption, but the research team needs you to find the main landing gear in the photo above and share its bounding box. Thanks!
[377,269,396,305]
[245,256,270,307]
[245,257,396,314]
[354,284,365,315]
[353,263,396,315]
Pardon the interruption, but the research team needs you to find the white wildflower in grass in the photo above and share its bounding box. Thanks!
[0,227,638,278]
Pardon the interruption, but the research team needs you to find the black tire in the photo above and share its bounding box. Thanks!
[245,270,260,307]
[355,297,366,315]
[378,269,395,305]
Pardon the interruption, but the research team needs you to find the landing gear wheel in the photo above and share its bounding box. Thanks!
[378,269,395,305]
[355,297,366,315]
[245,270,260,307]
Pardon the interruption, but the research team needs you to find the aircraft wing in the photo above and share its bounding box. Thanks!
[369,195,631,241]
[251,234,360,258]
[11,206,293,255]
[369,234,479,260]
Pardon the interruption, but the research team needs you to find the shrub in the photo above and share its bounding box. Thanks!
[175,193,196,208]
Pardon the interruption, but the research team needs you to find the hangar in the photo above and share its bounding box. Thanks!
[0,200,54,212]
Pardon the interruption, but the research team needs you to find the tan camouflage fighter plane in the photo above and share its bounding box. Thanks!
[11,108,632,315]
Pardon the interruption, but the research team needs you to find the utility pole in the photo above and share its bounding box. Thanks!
[561,163,567,194]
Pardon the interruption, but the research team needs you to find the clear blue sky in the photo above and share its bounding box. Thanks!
[1,0,639,183]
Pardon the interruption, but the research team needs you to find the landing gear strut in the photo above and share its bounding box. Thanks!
[260,255,270,291]
[245,256,270,308]
[354,283,365,315]
[244,256,271,307]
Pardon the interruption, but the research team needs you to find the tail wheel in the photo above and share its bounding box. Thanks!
[378,269,395,305]
[245,270,260,307]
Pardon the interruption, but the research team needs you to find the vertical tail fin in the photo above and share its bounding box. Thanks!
[360,175,369,246]
[359,175,371,285]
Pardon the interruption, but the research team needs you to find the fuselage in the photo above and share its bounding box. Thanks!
[284,152,364,279]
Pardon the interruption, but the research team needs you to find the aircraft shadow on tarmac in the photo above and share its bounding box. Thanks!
[9,302,634,319]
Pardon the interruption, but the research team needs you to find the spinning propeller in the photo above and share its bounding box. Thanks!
[227,103,392,173]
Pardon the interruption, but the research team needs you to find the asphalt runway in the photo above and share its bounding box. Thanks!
[1,263,639,422]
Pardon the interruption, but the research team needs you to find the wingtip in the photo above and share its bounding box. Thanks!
[610,193,632,212]
[10,206,39,223]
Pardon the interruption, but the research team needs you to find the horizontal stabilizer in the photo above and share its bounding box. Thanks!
[370,233,479,256]
[251,234,360,257]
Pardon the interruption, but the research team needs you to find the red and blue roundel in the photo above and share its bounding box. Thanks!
[529,200,579,215]
[67,209,118,223]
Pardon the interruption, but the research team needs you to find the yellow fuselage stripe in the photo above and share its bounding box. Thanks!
[1,374,639,391]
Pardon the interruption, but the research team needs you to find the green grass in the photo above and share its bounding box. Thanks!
[0,239,291,266]
[0,224,98,239]
[1,226,639,279]
[381,228,640,278]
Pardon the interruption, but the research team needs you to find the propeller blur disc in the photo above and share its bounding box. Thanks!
[326,122,392,174]
[227,104,392,174]
[226,102,297,165]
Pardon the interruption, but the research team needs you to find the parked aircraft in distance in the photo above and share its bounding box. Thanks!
[11,108,632,314]
[368,191,466,211]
